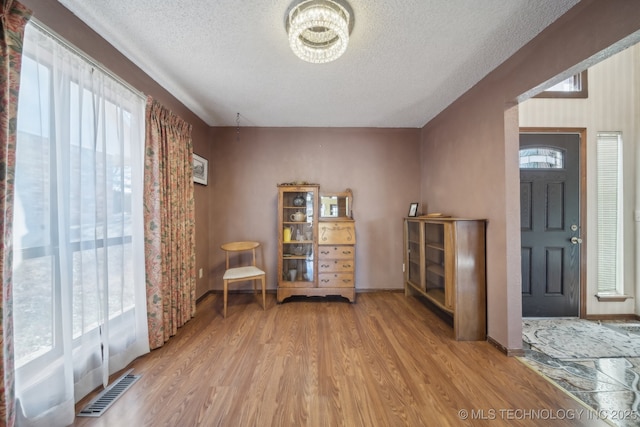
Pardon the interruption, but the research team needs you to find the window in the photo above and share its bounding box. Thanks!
[519,147,564,169]
[596,132,623,295]
[535,70,588,99]
[13,22,148,423]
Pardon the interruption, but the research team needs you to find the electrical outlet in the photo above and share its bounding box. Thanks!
[198,268,203,278]
[402,263,405,273]
[635,211,640,222]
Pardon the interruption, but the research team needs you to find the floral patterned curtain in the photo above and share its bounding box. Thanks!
[0,2,31,425]
[144,97,196,349]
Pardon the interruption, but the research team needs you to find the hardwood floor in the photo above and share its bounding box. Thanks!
[72,292,607,426]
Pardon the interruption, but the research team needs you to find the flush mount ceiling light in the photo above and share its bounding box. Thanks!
[286,0,353,64]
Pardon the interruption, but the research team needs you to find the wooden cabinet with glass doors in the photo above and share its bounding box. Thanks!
[277,185,355,302]
[403,217,486,341]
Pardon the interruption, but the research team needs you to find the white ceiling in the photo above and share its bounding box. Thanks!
[56,0,580,128]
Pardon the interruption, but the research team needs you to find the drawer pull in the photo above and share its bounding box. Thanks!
[320,250,330,255]
[342,250,352,255]
[342,264,352,268]
[321,279,330,283]
[321,264,330,268]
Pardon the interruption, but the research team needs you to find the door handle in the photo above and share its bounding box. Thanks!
[571,237,583,245]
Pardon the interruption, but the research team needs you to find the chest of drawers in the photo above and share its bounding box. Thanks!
[318,220,355,301]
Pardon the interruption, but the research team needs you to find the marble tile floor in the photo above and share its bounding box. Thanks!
[520,322,640,427]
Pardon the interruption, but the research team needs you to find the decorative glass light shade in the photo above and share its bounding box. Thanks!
[287,0,350,64]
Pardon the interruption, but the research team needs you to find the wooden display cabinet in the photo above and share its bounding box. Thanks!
[277,185,355,302]
[403,217,486,341]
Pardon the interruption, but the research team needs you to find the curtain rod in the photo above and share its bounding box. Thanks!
[29,17,146,101]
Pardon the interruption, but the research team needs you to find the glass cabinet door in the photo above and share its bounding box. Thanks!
[405,220,422,288]
[280,186,317,285]
[424,222,450,310]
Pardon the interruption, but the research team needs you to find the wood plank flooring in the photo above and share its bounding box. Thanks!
[72,292,607,426]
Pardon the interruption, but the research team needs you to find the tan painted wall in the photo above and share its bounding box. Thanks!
[421,0,640,351]
[206,127,421,294]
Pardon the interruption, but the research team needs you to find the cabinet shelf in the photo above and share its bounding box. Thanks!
[424,288,452,314]
[426,264,444,277]
[426,242,444,251]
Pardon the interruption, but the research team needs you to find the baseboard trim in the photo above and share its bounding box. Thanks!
[196,290,214,304]
[197,287,404,303]
[356,288,404,294]
[197,289,275,300]
[584,313,640,321]
[487,335,525,357]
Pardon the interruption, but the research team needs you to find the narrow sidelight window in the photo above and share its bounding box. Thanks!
[596,132,623,294]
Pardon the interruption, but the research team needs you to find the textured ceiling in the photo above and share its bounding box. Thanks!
[56,0,580,128]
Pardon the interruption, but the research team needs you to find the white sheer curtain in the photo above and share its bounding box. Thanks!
[12,22,149,426]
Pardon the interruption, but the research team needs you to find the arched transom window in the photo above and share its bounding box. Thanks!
[519,147,564,169]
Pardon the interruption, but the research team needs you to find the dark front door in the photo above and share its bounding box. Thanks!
[520,133,581,317]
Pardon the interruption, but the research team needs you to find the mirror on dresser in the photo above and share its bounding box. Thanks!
[320,189,352,219]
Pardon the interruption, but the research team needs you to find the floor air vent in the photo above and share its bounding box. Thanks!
[77,369,141,417]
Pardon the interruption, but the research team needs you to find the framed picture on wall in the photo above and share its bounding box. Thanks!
[408,202,419,217]
[193,153,208,185]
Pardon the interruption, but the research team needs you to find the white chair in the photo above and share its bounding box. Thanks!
[220,241,266,318]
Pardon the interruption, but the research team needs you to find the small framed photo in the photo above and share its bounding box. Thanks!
[408,202,419,217]
[193,153,208,185]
